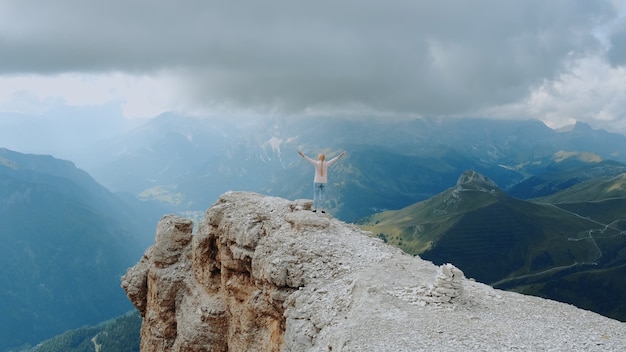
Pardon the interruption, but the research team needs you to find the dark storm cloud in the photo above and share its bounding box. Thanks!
[608,24,626,67]
[0,0,618,115]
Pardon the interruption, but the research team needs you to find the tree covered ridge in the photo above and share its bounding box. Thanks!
[28,310,140,352]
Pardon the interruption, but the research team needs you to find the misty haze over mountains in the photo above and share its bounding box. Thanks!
[5,113,626,222]
[41,114,626,221]
[0,107,141,161]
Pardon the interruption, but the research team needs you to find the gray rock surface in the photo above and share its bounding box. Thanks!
[122,191,626,351]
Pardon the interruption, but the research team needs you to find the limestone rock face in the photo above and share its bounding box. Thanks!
[122,191,626,351]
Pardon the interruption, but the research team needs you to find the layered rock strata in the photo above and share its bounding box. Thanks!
[122,191,626,351]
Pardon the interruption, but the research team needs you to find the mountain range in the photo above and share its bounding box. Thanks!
[5,115,626,349]
[0,148,159,352]
[67,114,626,222]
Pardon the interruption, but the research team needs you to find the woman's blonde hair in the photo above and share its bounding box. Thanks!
[318,154,325,176]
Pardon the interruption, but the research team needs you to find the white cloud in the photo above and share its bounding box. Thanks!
[0,73,180,118]
[482,56,626,132]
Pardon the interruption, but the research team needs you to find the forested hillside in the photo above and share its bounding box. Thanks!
[0,148,154,352]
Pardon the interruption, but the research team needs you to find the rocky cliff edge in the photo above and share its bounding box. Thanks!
[122,191,626,351]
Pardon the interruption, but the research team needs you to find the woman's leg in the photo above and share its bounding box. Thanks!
[319,183,326,212]
[313,182,322,210]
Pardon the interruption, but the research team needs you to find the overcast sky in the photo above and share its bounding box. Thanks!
[1,0,626,133]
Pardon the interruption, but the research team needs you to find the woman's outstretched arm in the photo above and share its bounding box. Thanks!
[298,150,317,164]
[327,151,346,165]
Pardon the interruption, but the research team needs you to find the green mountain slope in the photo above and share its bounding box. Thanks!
[508,153,626,199]
[31,310,141,352]
[358,169,626,321]
[358,170,502,253]
[0,148,152,352]
[534,171,626,204]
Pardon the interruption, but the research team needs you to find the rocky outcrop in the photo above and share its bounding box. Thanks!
[122,191,626,351]
[455,169,501,193]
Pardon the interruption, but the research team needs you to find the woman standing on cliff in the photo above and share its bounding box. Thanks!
[297,150,346,213]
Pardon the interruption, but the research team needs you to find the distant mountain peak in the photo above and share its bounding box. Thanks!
[455,170,501,193]
[556,120,594,133]
[424,170,502,216]
[573,121,593,131]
